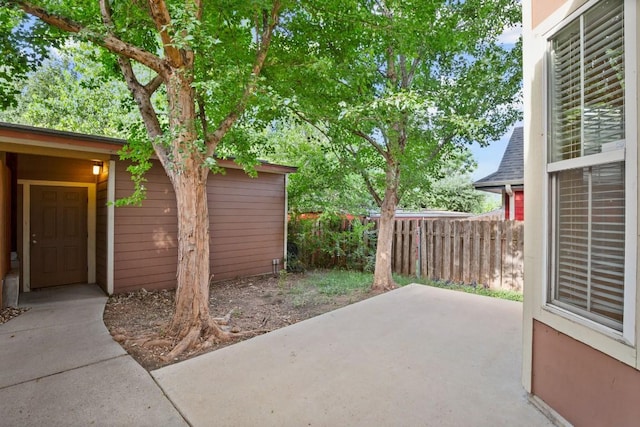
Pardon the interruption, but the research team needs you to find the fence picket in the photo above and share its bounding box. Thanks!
[426,220,434,279]
[471,221,480,285]
[462,221,471,284]
[402,220,411,275]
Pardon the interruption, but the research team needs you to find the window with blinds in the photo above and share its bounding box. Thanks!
[548,0,626,331]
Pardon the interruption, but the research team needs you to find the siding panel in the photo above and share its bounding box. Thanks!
[209,169,284,281]
[113,161,287,291]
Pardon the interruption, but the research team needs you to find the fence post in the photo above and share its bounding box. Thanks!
[471,221,480,285]
[434,220,442,279]
[452,221,461,283]
[501,221,513,290]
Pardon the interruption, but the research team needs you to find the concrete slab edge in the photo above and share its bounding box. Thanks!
[529,395,573,427]
[0,354,129,391]
[150,375,193,427]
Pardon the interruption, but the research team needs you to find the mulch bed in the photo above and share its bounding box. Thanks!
[0,306,30,325]
[103,273,374,371]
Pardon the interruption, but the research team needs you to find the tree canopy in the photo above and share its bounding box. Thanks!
[264,119,495,215]
[0,42,135,137]
[269,0,522,289]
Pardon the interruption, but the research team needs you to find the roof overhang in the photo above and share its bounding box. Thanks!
[0,122,297,174]
[0,122,124,161]
[216,158,297,175]
[474,181,524,194]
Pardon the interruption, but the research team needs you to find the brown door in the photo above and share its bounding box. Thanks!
[30,185,88,288]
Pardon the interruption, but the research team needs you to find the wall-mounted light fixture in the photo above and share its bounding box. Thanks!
[92,161,103,176]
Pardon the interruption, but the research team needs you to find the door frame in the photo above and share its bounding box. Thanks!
[19,180,96,292]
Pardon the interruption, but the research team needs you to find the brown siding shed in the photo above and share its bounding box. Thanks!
[113,160,290,293]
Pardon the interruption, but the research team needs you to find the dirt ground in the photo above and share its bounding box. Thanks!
[103,272,375,371]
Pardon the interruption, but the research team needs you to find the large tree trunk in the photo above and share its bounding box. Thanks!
[168,168,212,338]
[160,72,229,359]
[372,166,400,291]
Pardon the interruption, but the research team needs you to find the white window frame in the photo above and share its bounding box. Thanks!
[544,0,637,345]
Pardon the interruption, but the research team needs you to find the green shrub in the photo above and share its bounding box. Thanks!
[288,213,376,272]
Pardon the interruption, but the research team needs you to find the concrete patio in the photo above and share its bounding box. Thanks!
[0,284,186,426]
[154,284,553,426]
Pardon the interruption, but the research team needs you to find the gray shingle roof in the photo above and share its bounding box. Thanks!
[473,127,523,189]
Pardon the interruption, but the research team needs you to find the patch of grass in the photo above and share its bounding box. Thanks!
[301,269,373,296]
[296,269,523,302]
[396,276,523,302]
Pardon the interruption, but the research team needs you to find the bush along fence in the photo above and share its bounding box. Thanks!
[287,214,377,272]
[288,215,524,291]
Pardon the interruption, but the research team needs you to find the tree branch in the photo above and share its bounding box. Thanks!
[343,145,383,207]
[405,53,422,88]
[194,0,203,20]
[351,129,389,161]
[196,90,208,137]
[98,0,168,167]
[102,0,162,94]
[290,110,332,141]
[12,0,168,75]
[147,0,185,68]
[117,56,171,169]
[145,74,164,94]
[204,0,282,157]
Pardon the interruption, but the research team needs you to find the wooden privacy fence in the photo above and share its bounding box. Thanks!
[384,219,524,291]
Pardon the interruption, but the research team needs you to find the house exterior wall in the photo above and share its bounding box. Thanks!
[523,0,640,423]
[503,190,524,221]
[514,190,524,221]
[532,320,640,426]
[113,160,178,292]
[531,0,570,28]
[209,170,285,281]
[112,160,287,293]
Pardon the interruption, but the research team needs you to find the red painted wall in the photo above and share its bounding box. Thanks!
[514,190,524,221]
[503,190,524,221]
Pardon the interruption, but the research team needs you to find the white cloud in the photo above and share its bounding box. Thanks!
[498,24,522,45]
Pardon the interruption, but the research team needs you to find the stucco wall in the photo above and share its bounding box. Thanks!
[532,321,640,426]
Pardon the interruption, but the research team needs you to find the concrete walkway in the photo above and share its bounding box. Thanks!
[0,283,553,426]
[0,284,187,426]
[154,284,553,427]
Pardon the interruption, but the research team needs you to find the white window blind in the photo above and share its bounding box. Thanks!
[550,0,625,162]
[548,0,626,331]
